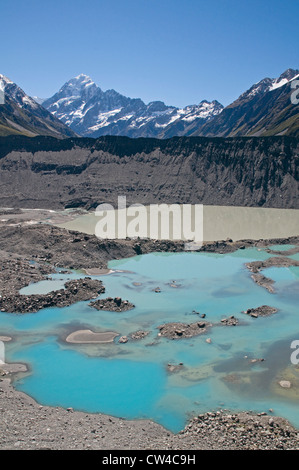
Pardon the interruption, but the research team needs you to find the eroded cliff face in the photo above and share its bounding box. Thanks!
[0,135,298,209]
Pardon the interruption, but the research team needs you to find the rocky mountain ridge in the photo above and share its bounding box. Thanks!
[41,69,299,138]
[42,74,223,138]
[0,74,77,138]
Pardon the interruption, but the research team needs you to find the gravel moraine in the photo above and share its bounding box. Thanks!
[0,278,105,313]
[0,370,298,450]
[89,297,135,312]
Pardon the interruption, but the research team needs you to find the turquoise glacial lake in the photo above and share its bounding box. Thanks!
[1,247,299,433]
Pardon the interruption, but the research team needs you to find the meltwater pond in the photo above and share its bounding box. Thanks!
[2,247,299,433]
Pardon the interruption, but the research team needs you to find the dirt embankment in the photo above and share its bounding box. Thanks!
[0,135,298,209]
[1,223,298,272]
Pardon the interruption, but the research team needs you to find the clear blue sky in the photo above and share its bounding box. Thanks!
[1,0,298,107]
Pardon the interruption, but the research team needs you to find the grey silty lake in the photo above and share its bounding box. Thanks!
[56,205,299,242]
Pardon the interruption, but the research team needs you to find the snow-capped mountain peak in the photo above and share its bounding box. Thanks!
[239,68,299,100]
[32,96,46,105]
[42,75,223,138]
[191,68,299,138]
[56,74,98,98]
[0,74,40,110]
[0,74,13,86]
[269,68,299,91]
[74,73,94,82]
[0,74,77,138]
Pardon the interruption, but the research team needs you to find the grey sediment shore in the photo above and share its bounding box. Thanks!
[0,222,299,449]
[246,256,299,293]
[0,362,298,450]
[65,329,119,344]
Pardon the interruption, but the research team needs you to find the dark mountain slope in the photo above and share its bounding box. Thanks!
[0,75,77,138]
[193,69,299,138]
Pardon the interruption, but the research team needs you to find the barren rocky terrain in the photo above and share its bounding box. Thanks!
[0,135,298,209]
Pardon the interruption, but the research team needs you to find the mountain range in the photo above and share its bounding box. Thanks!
[194,68,299,138]
[41,74,224,139]
[0,69,298,139]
